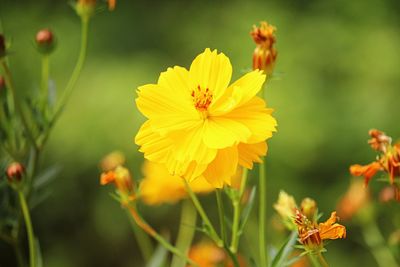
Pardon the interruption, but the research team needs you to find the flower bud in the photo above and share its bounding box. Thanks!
[0,34,6,58]
[100,166,134,202]
[250,21,277,76]
[35,29,55,55]
[75,0,96,19]
[300,197,317,221]
[6,162,24,183]
[100,151,125,172]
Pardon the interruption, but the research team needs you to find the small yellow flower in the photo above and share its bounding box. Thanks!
[135,49,277,188]
[273,190,297,229]
[139,161,214,205]
[250,21,278,76]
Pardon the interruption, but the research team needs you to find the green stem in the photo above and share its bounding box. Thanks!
[52,15,89,124]
[361,219,398,267]
[229,198,240,253]
[40,54,49,115]
[216,189,227,244]
[308,253,322,267]
[317,252,329,267]
[239,168,248,199]
[1,60,38,151]
[259,158,267,266]
[18,190,36,267]
[171,199,197,267]
[224,244,241,267]
[125,209,153,262]
[124,203,198,267]
[182,179,223,247]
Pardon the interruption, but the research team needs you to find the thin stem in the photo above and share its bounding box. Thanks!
[52,16,89,124]
[361,218,398,267]
[229,198,240,253]
[18,190,36,267]
[125,209,153,262]
[224,244,241,267]
[317,252,329,267]
[238,168,248,199]
[40,55,49,115]
[182,179,223,247]
[259,158,267,266]
[308,253,322,267]
[216,189,227,243]
[1,60,38,151]
[171,199,197,267]
[124,203,198,267]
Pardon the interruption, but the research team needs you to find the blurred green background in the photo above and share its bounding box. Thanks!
[1,0,400,266]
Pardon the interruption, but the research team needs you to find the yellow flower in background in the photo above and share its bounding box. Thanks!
[139,161,214,205]
[273,190,297,230]
[135,49,277,188]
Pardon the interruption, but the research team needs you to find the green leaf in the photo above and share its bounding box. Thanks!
[270,231,298,267]
[146,243,168,267]
[33,165,61,190]
[237,186,257,235]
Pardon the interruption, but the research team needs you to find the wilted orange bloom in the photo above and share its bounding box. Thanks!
[250,21,277,75]
[349,162,382,186]
[350,129,400,185]
[100,166,134,202]
[294,209,346,251]
[379,185,400,202]
[139,161,214,205]
[337,179,370,220]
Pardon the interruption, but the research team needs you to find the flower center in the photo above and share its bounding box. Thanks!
[191,85,213,112]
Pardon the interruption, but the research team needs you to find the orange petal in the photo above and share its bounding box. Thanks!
[319,212,346,240]
[349,162,382,185]
[100,171,116,185]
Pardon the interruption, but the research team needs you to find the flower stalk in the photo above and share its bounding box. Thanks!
[171,199,197,267]
[216,189,227,244]
[259,158,267,266]
[18,190,36,267]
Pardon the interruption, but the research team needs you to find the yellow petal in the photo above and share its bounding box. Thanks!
[203,117,251,149]
[189,48,232,102]
[238,142,268,169]
[224,97,277,143]
[202,146,238,188]
[229,70,266,107]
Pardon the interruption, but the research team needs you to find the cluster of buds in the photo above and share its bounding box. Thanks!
[350,129,400,185]
[250,21,277,76]
[294,210,346,252]
[75,0,116,19]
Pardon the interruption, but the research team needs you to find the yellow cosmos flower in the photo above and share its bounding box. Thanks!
[135,49,277,188]
[139,161,214,205]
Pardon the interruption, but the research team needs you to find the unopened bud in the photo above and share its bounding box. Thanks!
[300,197,317,221]
[75,0,96,19]
[35,29,55,55]
[6,162,24,183]
[0,34,6,58]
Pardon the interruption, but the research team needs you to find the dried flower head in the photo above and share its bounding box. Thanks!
[368,129,391,153]
[250,21,277,76]
[295,209,346,252]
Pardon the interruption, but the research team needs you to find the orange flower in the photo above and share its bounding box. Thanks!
[294,209,346,251]
[337,179,370,220]
[188,242,225,267]
[250,21,277,76]
[100,166,134,202]
[350,129,400,185]
[349,162,382,186]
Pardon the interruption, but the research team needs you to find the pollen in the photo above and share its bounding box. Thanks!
[191,85,213,112]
